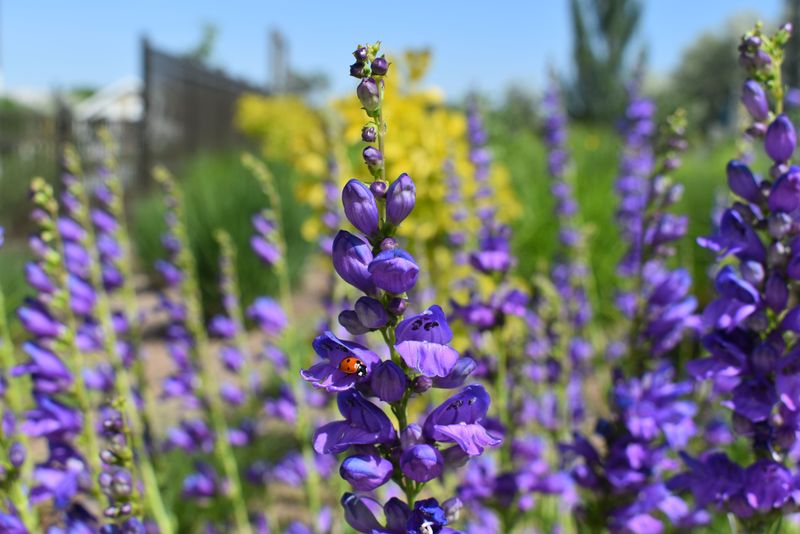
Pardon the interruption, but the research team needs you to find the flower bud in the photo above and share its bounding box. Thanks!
[765,114,797,163]
[727,160,761,203]
[338,310,370,335]
[357,78,380,112]
[412,375,432,394]
[769,166,800,213]
[380,237,397,250]
[355,297,388,329]
[765,274,788,312]
[387,297,408,316]
[371,56,389,76]
[342,179,379,236]
[8,442,25,468]
[370,360,407,402]
[349,62,365,78]
[340,453,393,491]
[368,248,419,294]
[769,213,793,239]
[742,80,769,121]
[385,173,416,225]
[400,444,443,482]
[353,46,368,61]
[361,126,377,143]
[369,180,387,198]
[363,147,383,170]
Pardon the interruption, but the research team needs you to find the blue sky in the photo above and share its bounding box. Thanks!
[1,0,784,98]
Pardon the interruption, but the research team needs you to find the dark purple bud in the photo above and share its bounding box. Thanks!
[741,260,765,286]
[349,62,365,78]
[342,179,379,236]
[727,160,761,203]
[338,310,370,336]
[353,47,368,61]
[331,230,377,295]
[355,297,388,329]
[370,360,407,402]
[752,343,778,377]
[765,115,797,162]
[765,274,788,312]
[357,78,380,112]
[747,122,767,138]
[368,248,419,294]
[742,80,769,121]
[387,297,408,316]
[340,453,393,491]
[400,444,443,482]
[362,147,383,169]
[371,56,388,76]
[413,375,432,394]
[385,173,416,226]
[369,180,387,198]
[361,126,377,143]
[380,237,397,250]
[769,213,793,238]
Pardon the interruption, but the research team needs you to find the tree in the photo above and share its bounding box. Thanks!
[567,0,643,121]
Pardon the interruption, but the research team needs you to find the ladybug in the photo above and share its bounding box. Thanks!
[339,356,368,377]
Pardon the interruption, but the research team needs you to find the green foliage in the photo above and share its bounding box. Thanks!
[131,151,313,318]
[567,0,643,121]
[486,114,737,326]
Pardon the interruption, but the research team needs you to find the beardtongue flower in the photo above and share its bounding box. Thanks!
[368,248,419,294]
[422,385,501,456]
[301,332,380,392]
[394,306,459,377]
[339,451,394,491]
[313,390,396,454]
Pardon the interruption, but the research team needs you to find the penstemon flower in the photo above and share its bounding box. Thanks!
[670,22,800,531]
[302,42,500,534]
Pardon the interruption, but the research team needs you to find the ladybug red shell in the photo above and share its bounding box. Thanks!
[338,356,368,377]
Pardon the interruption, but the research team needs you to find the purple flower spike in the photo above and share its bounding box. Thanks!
[385,173,416,226]
[765,114,797,163]
[301,332,379,392]
[332,230,378,295]
[423,384,501,455]
[400,444,444,482]
[370,360,407,402]
[741,80,769,121]
[368,248,419,294]
[340,452,394,491]
[313,390,396,454]
[342,179,379,236]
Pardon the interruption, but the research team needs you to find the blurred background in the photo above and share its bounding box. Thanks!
[0,0,794,325]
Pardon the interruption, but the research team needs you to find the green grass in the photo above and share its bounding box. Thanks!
[130,151,314,318]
